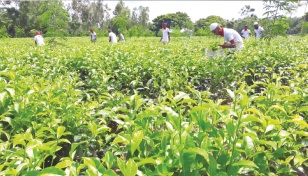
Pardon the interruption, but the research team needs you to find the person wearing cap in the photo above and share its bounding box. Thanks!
[254,22,264,39]
[108,29,117,43]
[34,31,45,46]
[210,22,244,50]
[241,25,251,39]
[90,28,97,43]
[160,22,170,45]
[118,32,125,42]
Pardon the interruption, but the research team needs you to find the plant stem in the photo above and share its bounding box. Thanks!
[51,139,58,166]
[227,94,244,175]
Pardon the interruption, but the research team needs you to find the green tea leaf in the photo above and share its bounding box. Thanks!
[294,155,308,166]
[56,126,65,139]
[126,159,138,176]
[174,92,190,103]
[40,167,66,175]
[104,151,115,169]
[267,105,287,115]
[5,88,15,98]
[265,124,275,134]
[131,130,144,155]
[232,160,258,168]
[83,157,97,173]
[259,140,277,150]
[112,135,129,145]
[117,157,126,175]
[137,158,156,166]
[185,148,209,162]
[295,131,308,136]
[226,89,235,100]
[55,159,72,169]
[208,154,217,176]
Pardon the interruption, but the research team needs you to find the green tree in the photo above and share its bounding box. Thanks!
[68,0,110,32]
[301,12,308,35]
[39,0,69,37]
[113,0,125,17]
[287,17,301,35]
[194,15,225,36]
[0,26,9,38]
[18,1,42,36]
[240,5,256,18]
[233,5,258,32]
[151,12,193,36]
[1,7,19,37]
[111,0,130,33]
[138,6,150,28]
[262,0,299,38]
[131,7,138,26]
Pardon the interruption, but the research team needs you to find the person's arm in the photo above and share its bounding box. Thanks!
[219,39,236,49]
[168,32,170,42]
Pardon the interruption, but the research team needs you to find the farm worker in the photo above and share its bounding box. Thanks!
[118,32,125,42]
[90,28,97,43]
[210,22,244,51]
[241,25,251,39]
[254,22,264,39]
[160,22,170,45]
[34,31,44,46]
[108,29,117,43]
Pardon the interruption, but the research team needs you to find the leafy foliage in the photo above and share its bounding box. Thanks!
[38,0,69,37]
[151,12,193,36]
[0,35,308,175]
[262,0,300,39]
[194,15,226,36]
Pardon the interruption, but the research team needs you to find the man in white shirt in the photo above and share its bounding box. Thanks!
[210,22,244,50]
[34,31,44,46]
[160,22,170,45]
[241,25,251,39]
[108,29,117,43]
[254,22,264,39]
[90,28,96,43]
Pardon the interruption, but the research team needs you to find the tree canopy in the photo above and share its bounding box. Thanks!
[0,0,306,38]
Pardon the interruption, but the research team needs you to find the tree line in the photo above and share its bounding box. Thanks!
[0,0,307,38]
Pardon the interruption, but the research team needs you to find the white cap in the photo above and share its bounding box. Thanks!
[210,23,218,31]
[254,22,258,25]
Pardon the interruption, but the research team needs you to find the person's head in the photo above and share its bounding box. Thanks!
[244,25,248,30]
[254,22,259,29]
[210,23,222,35]
[162,22,167,28]
[35,31,40,35]
[90,28,94,33]
[108,29,112,33]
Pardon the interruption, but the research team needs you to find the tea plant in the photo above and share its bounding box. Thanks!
[0,36,307,175]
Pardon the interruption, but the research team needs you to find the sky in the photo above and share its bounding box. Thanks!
[104,1,308,22]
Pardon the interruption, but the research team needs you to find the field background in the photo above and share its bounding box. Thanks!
[1,36,308,175]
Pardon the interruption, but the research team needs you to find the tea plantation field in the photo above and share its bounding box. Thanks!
[0,37,307,175]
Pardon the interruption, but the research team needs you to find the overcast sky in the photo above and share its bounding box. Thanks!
[105,1,308,22]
